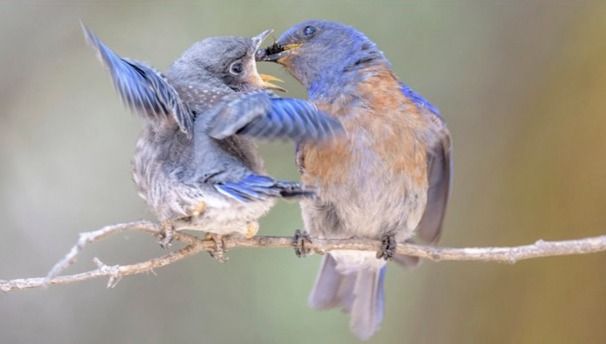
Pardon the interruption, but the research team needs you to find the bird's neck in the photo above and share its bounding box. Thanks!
[307,59,393,102]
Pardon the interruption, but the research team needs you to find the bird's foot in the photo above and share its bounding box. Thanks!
[245,222,259,239]
[158,222,175,249]
[206,233,228,263]
[292,229,312,258]
[190,201,207,218]
[376,233,397,260]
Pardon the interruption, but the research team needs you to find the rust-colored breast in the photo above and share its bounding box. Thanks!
[301,65,430,189]
[299,127,352,186]
[359,68,429,185]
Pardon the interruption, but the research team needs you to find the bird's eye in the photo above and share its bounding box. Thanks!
[303,25,316,37]
[229,61,243,75]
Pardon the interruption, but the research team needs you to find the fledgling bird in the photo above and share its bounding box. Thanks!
[261,20,451,339]
[82,25,342,253]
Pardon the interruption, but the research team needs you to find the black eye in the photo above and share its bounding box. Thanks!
[303,25,316,37]
[229,62,243,75]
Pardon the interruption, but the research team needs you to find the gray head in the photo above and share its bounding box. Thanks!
[170,30,283,92]
[261,20,386,90]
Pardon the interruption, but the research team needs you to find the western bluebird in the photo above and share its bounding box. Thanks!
[261,20,452,339]
[82,25,342,254]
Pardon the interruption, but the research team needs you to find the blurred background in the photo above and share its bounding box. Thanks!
[1,1,606,343]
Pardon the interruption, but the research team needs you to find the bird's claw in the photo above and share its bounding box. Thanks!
[245,222,259,239]
[206,234,228,263]
[292,229,312,257]
[190,201,207,218]
[158,222,175,249]
[377,233,397,260]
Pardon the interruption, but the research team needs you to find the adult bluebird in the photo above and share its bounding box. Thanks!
[82,25,342,254]
[261,20,451,339]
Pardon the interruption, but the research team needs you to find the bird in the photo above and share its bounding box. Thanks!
[82,24,342,257]
[260,20,451,339]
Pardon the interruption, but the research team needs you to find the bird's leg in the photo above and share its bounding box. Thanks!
[158,221,175,248]
[292,229,312,258]
[376,232,397,260]
[205,233,228,263]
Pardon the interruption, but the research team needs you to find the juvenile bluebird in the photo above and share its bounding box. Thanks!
[261,20,451,339]
[82,25,342,254]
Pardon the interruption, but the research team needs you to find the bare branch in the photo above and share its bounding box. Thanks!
[1,243,207,292]
[45,221,158,281]
[1,220,605,292]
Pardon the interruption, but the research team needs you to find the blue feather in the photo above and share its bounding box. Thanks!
[215,175,277,202]
[207,91,342,142]
[400,84,441,116]
[215,174,309,203]
[214,185,251,202]
[266,98,341,141]
[81,23,193,136]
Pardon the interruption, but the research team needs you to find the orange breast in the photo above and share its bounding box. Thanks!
[300,65,429,190]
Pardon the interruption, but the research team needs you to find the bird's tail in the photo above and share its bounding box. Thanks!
[308,254,386,341]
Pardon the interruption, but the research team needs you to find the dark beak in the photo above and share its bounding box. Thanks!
[257,42,302,62]
[258,42,284,62]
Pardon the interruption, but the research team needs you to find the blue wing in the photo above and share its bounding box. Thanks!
[243,97,342,141]
[205,92,342,142]
[214,174,312,203]
[82,23,193,136]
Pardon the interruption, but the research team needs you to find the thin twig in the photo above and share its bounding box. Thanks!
[1,220,605,292]
[44,221,204,281]
[1,244,206,292]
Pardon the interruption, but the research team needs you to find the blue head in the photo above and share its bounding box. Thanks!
[260,20,387,95]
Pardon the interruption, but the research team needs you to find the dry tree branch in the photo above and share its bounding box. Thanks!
[1,220,605,292]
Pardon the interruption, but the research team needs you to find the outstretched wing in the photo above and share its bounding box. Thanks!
[205,91,342,142]
[82,23,193,136]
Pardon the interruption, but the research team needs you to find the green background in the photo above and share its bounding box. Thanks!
[1,1,606,343]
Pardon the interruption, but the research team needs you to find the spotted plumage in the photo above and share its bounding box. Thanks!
[83,25,342,238]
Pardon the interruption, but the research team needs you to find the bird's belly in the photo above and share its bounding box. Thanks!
[176,198,275,236]
[301,132,427,241]
[132,136,275,236]
[311,170,426,241]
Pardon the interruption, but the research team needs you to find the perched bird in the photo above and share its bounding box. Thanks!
[82,25,342,253]
[261,20,451,339]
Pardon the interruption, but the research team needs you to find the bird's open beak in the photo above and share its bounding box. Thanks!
[259,73,286,93]
[252,29,273,51]
[251,29,287,92]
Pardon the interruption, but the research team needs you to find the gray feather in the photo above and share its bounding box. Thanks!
[349,267,385,341]
[416,123,452,244]
[308,255,342,309]
[308,254,385,341]
[205,92,270,139]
